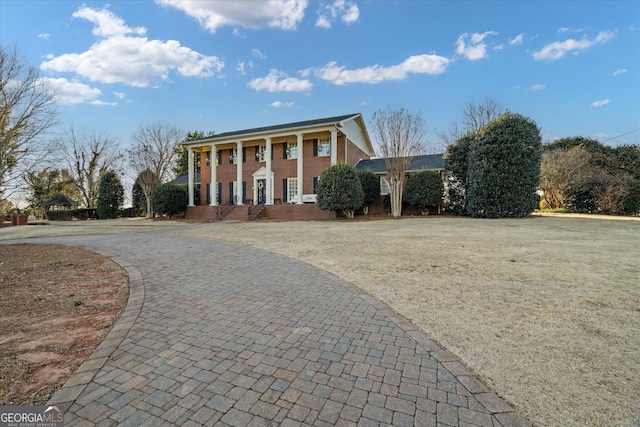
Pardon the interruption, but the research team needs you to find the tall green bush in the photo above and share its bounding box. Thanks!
[357,169,380,214]
[151,184,188,219]
[466,112,542,218]
[403,170,444,214]
[316,164,364,219]
[131,180,146,217]
[96,171,124,219]
[443,132,474,215]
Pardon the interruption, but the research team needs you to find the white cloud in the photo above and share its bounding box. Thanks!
[248,69,312,92]
[40,6,223,87]
[90,100,118,106]
[456,31,498,60]
[315,0,359,28]
[252,49,267,59]
[38,33,50,40]
[270,101,294,108]
[236,61,246,75]
[38,77,104,105]
[308,54,449,85]
[558,27,584,34]
[509,33,525,46]
[113,92,127,100]
[73,5,146,38]
[532,30,614,61]
[612,68,628,76]
[155,0,308,32]
[590,99,610,107]
[526,84,546,91]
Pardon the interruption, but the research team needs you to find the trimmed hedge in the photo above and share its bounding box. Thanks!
[46,209,97,221]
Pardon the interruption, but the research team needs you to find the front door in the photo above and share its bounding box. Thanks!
[257,179,266,204]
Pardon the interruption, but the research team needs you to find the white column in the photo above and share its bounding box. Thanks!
[236,141,243,205]
[187,147,195,206]
[330,129,338,165]
[296,133,303,204]
[210,144,217,206]
[265,137,273,205]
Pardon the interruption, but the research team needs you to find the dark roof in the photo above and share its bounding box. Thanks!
[44,194,79,207]
[354,154,444,174]
[169,172,200,186]
[190,114,361,142]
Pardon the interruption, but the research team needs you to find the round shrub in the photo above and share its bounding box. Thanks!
[403,170,444,214]
[151,184,188,219]
[316,164,364,219]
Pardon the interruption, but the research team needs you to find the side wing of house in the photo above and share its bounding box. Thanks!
[182,114,374,207]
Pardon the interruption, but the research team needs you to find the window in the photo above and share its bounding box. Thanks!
[380,177,390,195]
[286,141,298,159]
[255,145,266,162]
[205,151,211,166]
[287,178,298,202]
[230,148,237,164]
[317,138,330,157]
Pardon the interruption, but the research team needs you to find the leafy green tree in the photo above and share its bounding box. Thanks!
[96,171,124,219]
[172,130,215,177]
[466,112,542,218]
[403,170,444,214]
[151,183,188,219]
[24,168,78,218]
[357,169,380,214]
[316,164,364,219]
[443,132,475,215]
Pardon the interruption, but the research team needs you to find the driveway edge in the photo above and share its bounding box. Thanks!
[47,252,144,412]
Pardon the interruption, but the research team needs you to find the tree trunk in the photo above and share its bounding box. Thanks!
[389,178,404,218]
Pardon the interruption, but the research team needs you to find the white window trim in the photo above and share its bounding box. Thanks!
[287,177,298,203]
[380,177,390,195]
[318,138,330,157]
[287,141,298,159]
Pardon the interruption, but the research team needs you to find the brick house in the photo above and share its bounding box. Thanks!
[181,113,374,220]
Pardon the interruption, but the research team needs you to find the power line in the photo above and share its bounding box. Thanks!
[601,128,640,142]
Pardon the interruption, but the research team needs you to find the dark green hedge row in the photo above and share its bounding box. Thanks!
[45,209,97,221]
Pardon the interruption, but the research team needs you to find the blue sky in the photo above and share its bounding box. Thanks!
[1,0,639,152]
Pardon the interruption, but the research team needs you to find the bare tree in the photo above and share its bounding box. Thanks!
[57,127,123,208]
[0,45,58,201]
[437,97,504,146]
[370,108,427,218]
[128,122,183,217]
[539,146,598,208]
[134,169,160,218]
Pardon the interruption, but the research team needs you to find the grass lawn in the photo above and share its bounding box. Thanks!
[180,215,640,427]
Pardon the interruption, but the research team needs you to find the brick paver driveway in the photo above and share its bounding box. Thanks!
[5,231,530,426]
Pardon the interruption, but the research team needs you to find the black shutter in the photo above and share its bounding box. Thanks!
[283,143,288,159]
[313,177,318,194]
[242,146,247,163]
[242,181,247,203]
[206,183,211,205]
[313,139,318,157]
[283,179,288,203]
[229,182,234,203]
[217,182,222,204]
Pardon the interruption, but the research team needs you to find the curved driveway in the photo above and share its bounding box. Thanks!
[3,229,529,426]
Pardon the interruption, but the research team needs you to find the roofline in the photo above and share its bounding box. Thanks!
[185,114,363,145]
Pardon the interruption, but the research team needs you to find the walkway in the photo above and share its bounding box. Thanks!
[7,231,530,426]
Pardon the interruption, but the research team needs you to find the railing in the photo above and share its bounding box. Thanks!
[217,203,236,220]
[247,204,265,220]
